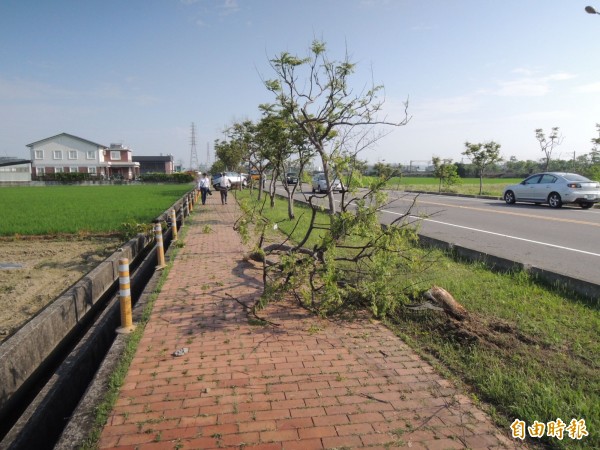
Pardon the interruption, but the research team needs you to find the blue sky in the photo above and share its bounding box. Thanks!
[1,0,599,168]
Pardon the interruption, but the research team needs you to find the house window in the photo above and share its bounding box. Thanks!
[55,167,64,173]
[88,166,97,175]
[53,150,63,160]
[37,167,45,176]
[69,166,78,173]
[68,150,78,160]
[111,151,121,160]
[35,150,44,159]
[87,151,96,160]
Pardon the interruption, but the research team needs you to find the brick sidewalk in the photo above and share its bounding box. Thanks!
[99,199,517,449]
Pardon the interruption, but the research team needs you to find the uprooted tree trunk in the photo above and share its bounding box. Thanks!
[423,285,468,320]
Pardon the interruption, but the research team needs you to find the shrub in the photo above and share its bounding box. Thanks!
[139,172,194,183]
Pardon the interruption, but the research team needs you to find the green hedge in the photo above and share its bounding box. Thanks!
[139,172,194,183]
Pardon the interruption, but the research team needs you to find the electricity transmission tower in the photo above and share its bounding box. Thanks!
[189,123,199,171]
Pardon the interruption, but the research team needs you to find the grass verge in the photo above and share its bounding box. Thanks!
[344,175,521,197]
[238,189,599,450]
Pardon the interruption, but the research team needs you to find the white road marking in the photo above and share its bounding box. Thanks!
[380,207,600,258]
[286,188,600,258]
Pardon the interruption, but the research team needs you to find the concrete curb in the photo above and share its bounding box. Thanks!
[417,234,600,302]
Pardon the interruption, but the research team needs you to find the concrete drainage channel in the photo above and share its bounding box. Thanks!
[0,189,197,450]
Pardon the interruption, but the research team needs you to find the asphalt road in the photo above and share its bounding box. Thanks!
[277,184,600,285]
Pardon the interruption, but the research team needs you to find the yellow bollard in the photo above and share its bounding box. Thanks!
[189,193,194,212]
[170,208,178,241]
[116,258,136,334]
[154,222,166,270]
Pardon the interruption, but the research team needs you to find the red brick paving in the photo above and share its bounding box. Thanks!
[99,198,519,449]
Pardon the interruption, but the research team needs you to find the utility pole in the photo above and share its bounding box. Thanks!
[189,123,199,172]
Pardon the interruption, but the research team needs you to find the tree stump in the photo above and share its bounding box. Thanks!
[424,285,468,320]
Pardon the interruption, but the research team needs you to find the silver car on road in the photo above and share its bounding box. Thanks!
[503,172,600,209]
[311,173,343,193]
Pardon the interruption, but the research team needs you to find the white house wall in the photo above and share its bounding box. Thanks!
[30,135,102,167]
[0,164,31,182]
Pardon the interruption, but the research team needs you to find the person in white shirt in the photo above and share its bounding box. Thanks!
[219,173,231,205]
[198,173,211,205]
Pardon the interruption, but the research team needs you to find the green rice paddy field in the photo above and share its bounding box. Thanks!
[383,176,522,196]
[0,184,194,236]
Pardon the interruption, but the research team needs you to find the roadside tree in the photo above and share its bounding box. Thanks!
[462,141,502,195]
[214,135,244,173]
[535,127,563,171]
[265,39,409,216]
[256,106,314,218]
[235,40,424,320]
[432,157,461,192]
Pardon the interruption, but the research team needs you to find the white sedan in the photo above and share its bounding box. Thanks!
[212,172,247,189]
[311,173,343,193]
[503,172,600,209]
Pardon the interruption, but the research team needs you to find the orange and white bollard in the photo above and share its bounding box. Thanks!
[116,258,136,334]
[154,222,167,270]
[188,193,194,212]
[170,208,178,241]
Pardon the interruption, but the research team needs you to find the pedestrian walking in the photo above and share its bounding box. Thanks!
[219,173,231,205]
[198,173,211,205]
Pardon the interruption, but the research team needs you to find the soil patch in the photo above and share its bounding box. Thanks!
[0,237,121,342]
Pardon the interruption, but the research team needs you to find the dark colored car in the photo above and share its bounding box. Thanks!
[285,172,299,185]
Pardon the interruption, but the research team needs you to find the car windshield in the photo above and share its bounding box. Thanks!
[563,174,591,182]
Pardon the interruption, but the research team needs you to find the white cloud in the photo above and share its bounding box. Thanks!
[415,95,480,116]
[493,71,576,97]
[0,77,158,107]
[574,82,600,93]
[546,72,576,81]
[220,0,240,15]
[0,77,77,101]
[509,110,573,122]
[496,78,549,97]
[511,67,535,76]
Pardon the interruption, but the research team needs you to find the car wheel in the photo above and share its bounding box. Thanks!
[504,190,516,205]
[580,202,593,209]
[312,186,315,193]
[548,192,563,208]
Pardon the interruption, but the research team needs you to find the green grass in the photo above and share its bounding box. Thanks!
[0,184,194,236]
[392,260,599,450]
[353,176,522,197]
[238,189,599,449]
